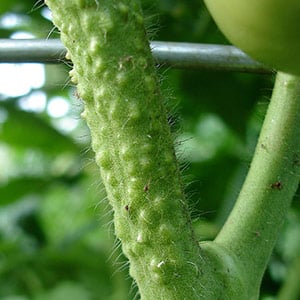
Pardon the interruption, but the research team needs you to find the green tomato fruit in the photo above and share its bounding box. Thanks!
[203,0,300,75]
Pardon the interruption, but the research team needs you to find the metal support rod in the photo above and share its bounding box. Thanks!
[151,41,270,73]
[0,39,270,73]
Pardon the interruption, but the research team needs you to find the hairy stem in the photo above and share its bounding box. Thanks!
[45,1,300,299]
[216,72,300,296]
[45,1,213,299]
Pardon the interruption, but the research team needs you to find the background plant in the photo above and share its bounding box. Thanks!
[0,0,300,299]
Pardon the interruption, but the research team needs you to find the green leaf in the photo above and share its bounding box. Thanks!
[0,103,79,154]
[0,176,50,206]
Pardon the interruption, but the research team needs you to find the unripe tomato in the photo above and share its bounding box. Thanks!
[203,0,300,75]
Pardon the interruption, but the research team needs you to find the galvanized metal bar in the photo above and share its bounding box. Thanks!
[0,39,66,63]
[151,41,271,73]
[0,39,271,73]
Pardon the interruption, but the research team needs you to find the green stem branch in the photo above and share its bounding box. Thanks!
[216,72,300,296]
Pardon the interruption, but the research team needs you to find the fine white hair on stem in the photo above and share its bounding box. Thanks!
[106,238,122,263]
[46,26,60,40]
[130,279,140,300]
[31,0,45,12]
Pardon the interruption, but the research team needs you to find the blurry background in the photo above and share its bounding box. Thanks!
[0,0,299,299]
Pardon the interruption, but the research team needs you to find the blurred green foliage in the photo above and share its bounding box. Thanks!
[0,0,299,299]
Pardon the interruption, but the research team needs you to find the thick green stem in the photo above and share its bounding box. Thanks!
[215,72,300,296]
[45,1,213,299]
[45,1,300,299]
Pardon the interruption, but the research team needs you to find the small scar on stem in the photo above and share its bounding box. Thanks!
[254,231,261,238]
[261,143,267,150]
[143,179,151,192]
[270,181,283,190]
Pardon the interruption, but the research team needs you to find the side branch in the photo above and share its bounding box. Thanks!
[216,72,300,295]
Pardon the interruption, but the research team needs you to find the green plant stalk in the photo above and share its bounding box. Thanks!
[45,0,300,299]
[44,1,218,299]
[216,71,300,297]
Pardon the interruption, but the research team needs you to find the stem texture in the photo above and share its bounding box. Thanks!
[216,72,300,296]
[45,1,213,299]
[45,1,300,299]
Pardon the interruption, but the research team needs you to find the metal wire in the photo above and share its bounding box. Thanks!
[0,39,270,73]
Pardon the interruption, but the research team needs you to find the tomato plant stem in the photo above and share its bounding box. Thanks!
[44,1,211,299]
[216,72,300,294]
[45,0,300,298]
